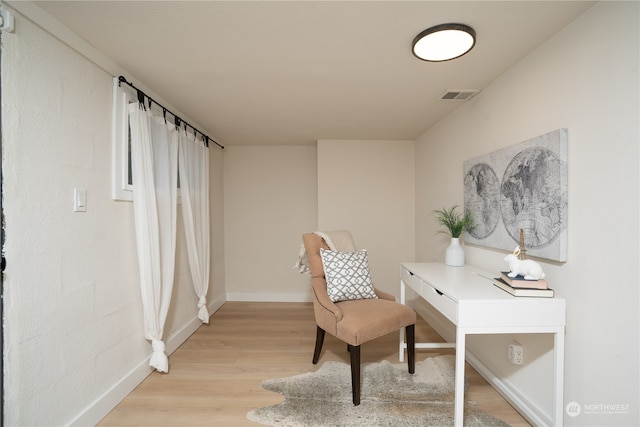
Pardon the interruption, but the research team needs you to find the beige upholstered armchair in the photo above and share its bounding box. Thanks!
[301,232,416,405]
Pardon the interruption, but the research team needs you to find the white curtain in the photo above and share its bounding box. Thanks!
[129,101,178,373]
[178,130,211,323]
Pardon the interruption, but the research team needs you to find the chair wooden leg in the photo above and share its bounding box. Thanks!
[348,344,361,406]
[312,326,325,364]
[406,324,415,374]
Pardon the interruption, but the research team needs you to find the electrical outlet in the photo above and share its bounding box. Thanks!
[508,342,524,365]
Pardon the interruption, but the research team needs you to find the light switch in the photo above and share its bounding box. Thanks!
[74,188,87,212]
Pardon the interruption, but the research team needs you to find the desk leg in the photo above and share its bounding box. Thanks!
[454,328,466,427]
[553,328,565,426]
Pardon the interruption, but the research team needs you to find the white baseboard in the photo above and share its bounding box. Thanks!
[69,358,152,427]
[464,351,550,426]
[412,301,550,427]
[226,292,312,302]
[68,295,226,427]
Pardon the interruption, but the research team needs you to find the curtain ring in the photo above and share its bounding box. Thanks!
[136,89,145,109]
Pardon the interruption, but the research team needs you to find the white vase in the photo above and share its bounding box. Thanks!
[445,237,465,267]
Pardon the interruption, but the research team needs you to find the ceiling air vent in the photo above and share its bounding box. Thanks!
[440,90,480,101]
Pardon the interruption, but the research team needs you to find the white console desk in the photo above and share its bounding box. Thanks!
[398,263,566,426]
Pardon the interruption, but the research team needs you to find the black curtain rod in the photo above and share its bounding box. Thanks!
[118,76,224,150]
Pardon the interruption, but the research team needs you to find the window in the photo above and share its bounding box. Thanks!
[111,77,181,201]
[112,77,135,201]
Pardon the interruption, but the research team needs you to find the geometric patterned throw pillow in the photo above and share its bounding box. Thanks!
[320,248,378,303]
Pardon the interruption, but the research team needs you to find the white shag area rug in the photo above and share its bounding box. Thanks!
[247,355,511,426]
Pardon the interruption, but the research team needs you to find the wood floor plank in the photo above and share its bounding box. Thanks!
[98,302,530,426]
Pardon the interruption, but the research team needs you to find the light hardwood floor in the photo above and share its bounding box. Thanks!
[98,302,530,426]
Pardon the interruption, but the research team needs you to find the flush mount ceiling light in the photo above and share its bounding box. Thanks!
[412,23,476,62]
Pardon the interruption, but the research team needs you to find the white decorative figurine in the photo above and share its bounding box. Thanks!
[504,247,545,280]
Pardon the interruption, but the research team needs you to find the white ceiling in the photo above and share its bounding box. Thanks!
[32,1,594,147]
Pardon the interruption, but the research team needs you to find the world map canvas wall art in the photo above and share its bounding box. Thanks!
[463,128,568,262]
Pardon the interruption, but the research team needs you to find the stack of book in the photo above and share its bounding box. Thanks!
[493,272,555,297]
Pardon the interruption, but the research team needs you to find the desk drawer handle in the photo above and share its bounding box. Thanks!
[433,288,443,296]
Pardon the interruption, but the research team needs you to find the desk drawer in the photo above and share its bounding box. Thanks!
[401,267,422,292]
[402,267,457,323]
[420,281,457,323]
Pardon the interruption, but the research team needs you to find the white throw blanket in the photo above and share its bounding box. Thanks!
[293,230,357,274]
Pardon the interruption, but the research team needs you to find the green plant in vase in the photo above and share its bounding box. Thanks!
[432,205,475,266]
[433,205,475,238]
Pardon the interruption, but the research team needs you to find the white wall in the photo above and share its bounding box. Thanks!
[224,145,317,301]
[2,8,225,426]
[414,2,638,425]
[317,140,415,297]
[222,140,415,301]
